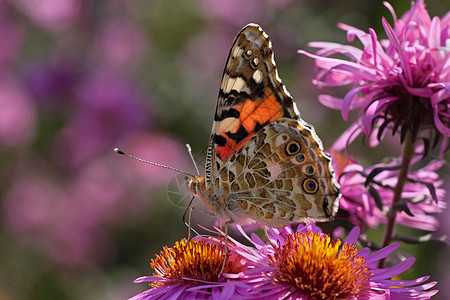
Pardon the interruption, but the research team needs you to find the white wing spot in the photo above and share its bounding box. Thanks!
[225,77,234,93]
[232,76,246,92]
[252,69,263,84]
[246,49,253,56]
[252,57,260,66]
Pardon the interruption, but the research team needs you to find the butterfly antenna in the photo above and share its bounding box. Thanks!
[114,147,195,178]
[186,144,200,176]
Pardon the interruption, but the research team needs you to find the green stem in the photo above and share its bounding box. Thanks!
[377,131,415,268]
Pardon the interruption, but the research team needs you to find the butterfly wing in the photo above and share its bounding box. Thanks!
[216,118,340,227]
[205,24,300,186]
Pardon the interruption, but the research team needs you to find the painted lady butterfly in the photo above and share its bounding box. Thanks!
[187,24,341,228]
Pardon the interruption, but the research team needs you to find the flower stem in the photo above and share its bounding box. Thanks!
[378,130,415,268]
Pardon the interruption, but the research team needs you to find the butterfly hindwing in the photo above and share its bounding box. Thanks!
[214,118,340,226]
[205,24,300,186]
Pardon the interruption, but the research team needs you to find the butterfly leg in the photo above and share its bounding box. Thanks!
[218,222,231,278]
[183,196,196,241]
[263,226,276,248]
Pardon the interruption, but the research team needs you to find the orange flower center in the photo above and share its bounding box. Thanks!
[269,231,370,300]
[150,239,243,286]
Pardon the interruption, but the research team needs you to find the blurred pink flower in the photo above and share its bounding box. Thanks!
[54,71,150,166]
[0,17,24,64]
[90,19,148,70]
[0,74,36,147]
[299,0,450,155]
[334,152,446,231]
[14,0,82,31]
[2,153,156,268]
[199,0,293,25]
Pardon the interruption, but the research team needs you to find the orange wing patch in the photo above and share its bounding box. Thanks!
[239,88,283,134]
[215,87,284,162]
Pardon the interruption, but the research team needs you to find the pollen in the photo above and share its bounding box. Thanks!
[150,239,244,286]
[269,231,370,300]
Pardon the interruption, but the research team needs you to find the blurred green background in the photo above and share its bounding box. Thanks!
[0,0,448,299]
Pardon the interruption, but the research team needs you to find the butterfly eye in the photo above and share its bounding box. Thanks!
[302,178,319,194]
[285,141,301,156]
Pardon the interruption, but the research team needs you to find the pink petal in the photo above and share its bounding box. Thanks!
[383,1,398,24]
[308,41,363,61]
[298,50,378,77]
[382,17,413,85]
[331,122,363,152]
[365,243,400,265]
[429,16,441,49]
[344,226,360,244]
[318,94,344,110]
[342,86,367,120]
[371,257,415,280]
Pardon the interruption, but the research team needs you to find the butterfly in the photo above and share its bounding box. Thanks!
[188,23,340,228]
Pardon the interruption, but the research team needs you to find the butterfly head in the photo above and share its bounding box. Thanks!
[187,176,206,200]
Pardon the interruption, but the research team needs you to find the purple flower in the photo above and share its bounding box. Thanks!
[234,223,438,299]
[129,238,248,299]
[54,71,150,166]
[25,58,83,107]
[299,0,450,155]
[332,151,445,231]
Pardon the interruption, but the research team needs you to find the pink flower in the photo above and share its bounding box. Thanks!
[0,74,37,147]
[90,19,148,70]
[130,224,438,299]
[235,224,438,299]
[14,0,82,31]
[333,151,445,231]
[129,237,248,299]
[199,0,293,26]
[299,0,450,155]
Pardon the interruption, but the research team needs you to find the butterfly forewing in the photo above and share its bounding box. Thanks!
[206,24,300,186]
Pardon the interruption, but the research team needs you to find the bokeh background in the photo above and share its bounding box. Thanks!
[0,0,448,299]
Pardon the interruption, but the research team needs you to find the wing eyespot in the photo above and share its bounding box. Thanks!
[305,165,315,175]
[285,141,301,156]
[302,178,319,194]
[295,154,305,162]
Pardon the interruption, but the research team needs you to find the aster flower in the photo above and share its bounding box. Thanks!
[129,238,247,299]
[332,151,446,231]
[235,223,438,299]
[299,0,450,155]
